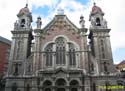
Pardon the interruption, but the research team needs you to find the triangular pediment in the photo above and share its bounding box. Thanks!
[43,15,79,33]
[54,67,67,74]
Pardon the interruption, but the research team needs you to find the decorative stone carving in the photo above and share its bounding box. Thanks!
[79,15,85,28]
[36,16,42,29]
[90,17,96,28]
[14,20,19,30]
[102,19,107,28]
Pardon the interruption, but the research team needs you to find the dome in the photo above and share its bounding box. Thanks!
[17,4,31,17]
[91,3,104,15]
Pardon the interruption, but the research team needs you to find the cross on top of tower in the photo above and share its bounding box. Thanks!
[26,0,28,6]
[25,3,28,8]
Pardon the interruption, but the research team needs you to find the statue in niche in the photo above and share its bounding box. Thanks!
[36,16,42,29]
[79,15,85,28]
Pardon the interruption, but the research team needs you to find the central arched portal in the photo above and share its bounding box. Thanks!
[43,80,52,91]
[56,78,66,91]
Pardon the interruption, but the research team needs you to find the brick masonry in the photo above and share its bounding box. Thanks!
[0,38,11,76]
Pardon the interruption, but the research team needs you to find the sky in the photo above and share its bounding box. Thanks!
[0,0,125,64]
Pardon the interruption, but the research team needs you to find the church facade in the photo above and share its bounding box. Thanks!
[5,3,124,91]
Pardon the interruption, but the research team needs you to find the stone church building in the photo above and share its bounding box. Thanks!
[5,3,125,91]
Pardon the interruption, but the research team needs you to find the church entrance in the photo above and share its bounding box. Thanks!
[56,78,66,91]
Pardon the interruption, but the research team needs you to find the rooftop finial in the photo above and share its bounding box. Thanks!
[93,2,96,6]
[36,16,42,29]
[26,0,28,7]
[57,7,64,15]
[79,15,85,28]
[26,3,28,8]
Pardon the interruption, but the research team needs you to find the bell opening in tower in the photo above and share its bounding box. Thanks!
[96,17,101,26]
[21,19,25,27]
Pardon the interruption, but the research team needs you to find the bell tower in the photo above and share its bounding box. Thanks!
[17,4,32,30]
[89,3,107,29]
[88,3,116,75]
[5,4,33,91]
[7,4,33,76]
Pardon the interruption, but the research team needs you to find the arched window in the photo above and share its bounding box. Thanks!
[21,19,25,27]
[96,18,101,26]
[70,80,79,86]
[43,80,52,86]
[45,44,53,67]
[43,80,52,91]
[100,40,105,59]
[11,83,17,91]
[69,43,76,66]
[44,37,79,68]
[16,39,23,59]
[70,80,79,91]
[55,37,66,65]
[56,79,66,91]
[56,78,66,86]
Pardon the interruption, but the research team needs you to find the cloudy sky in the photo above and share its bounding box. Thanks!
[0,0,125,64]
